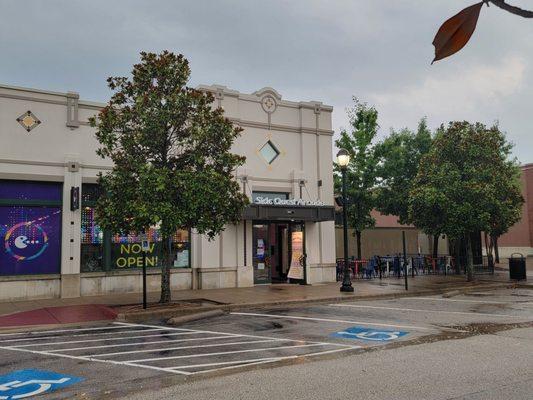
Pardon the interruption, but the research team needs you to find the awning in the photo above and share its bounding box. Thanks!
[243,204,335,222]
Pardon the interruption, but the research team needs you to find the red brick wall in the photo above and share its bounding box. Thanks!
[498,164,533,248]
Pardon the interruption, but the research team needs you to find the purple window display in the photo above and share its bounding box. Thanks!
[0,180,62,202]
[0,206,62,275]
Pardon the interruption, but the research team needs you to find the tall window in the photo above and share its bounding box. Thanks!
[80,183,190,272]
[81,184,104,272]
[0,180,62,275]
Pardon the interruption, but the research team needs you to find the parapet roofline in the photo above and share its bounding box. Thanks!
[0,82,333,112]
[197,84,333,112]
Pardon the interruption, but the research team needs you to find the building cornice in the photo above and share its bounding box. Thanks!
[0,82,334,135]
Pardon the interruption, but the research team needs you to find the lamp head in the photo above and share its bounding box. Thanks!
[336,148,350,169]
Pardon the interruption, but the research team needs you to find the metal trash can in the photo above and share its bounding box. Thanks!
[509,253,527,281]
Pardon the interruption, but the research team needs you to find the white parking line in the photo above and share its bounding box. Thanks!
[87,338,291,358]
[169,356,286,370]
[230,312,435,331]
[0,344,192,375]
[176,347,362,375]
[51,335,239,353]
[0,322,357,376]
[330,303,528,318]
[0,328,166,343]
[112,322,355,346]
[400,297,533,305]
[126,343,330,363]
[0,324,133,337]
[10,330,215,348]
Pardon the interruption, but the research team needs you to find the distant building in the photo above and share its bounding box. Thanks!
[335,163,533,261]
[335,210,448,260]
[495,163,533,259]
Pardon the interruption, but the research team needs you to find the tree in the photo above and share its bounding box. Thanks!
[90,51,248,303]
[409,121,523,281]
[334,98,379,260]
[374,119,438,255]
[432,1,533,63]
[374,118,433,225]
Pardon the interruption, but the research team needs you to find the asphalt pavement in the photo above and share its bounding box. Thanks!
[0,287,532,399]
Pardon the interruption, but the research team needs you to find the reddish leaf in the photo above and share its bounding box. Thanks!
[432,2,485,64]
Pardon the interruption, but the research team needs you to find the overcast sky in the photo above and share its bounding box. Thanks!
[1,0,531,163]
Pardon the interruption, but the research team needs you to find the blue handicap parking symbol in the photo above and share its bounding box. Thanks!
[0,369,83,399]
[331,326,408,342]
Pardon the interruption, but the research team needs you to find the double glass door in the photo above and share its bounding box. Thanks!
[252,221,305,285]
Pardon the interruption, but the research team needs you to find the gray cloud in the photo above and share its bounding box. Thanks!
[1,0,531,162]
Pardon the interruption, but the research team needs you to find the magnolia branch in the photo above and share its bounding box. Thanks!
[488,0,533,18]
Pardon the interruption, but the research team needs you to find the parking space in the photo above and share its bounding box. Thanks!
[0,287,532,398]
[178,287,533,349]
[0,322,358,377]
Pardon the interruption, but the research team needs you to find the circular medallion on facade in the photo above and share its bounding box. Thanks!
[261,95,277,114]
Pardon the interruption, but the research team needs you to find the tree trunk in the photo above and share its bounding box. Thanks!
[160,236,172,303]
[493,236,500,264]
[356,230,362,260]
[432,234,439,258]
[466,234,474,282]
[484,232,494,269]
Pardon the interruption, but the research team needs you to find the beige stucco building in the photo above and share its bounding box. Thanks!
[0,83,336,301]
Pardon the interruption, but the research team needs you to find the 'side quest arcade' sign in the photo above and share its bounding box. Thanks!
[245,195,334,222]
[253,196,325,207]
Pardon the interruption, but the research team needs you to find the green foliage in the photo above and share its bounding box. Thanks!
[409,121,523,278]
[409,121,522,239]
[334,98,379,236]
[374,118,433,225]
[90,51,248,301]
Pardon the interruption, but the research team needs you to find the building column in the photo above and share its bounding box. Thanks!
[60,157,81,298]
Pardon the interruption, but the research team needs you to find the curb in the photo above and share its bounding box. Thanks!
[167,310,227,326]
[117,281,509,323]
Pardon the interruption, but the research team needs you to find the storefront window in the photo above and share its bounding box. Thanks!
[81,205,104,272]
[110,228,190,270]
[0,180,62,275]
[80,183,190,272]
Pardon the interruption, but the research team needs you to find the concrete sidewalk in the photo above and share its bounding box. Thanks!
[0,272,525,329]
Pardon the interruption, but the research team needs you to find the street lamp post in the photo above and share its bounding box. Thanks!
[337,149,354,293]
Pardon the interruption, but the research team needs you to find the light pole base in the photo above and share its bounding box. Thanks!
[340,285,354,293]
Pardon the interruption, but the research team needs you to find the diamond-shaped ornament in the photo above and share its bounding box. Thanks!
[17,110,41,132]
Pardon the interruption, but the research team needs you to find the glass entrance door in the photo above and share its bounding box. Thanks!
[253,221,306,285]
[252,223,271,284]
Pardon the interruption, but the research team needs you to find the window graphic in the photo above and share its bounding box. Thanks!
[0,206,61,275]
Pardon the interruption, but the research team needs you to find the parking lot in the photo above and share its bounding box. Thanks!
[0,287,532,399]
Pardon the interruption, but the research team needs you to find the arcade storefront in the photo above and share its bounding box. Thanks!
[245,192,334,285]
[0,180,191,277]
[0,82,336,300]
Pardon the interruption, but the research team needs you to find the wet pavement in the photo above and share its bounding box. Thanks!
[0,287,532,399]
